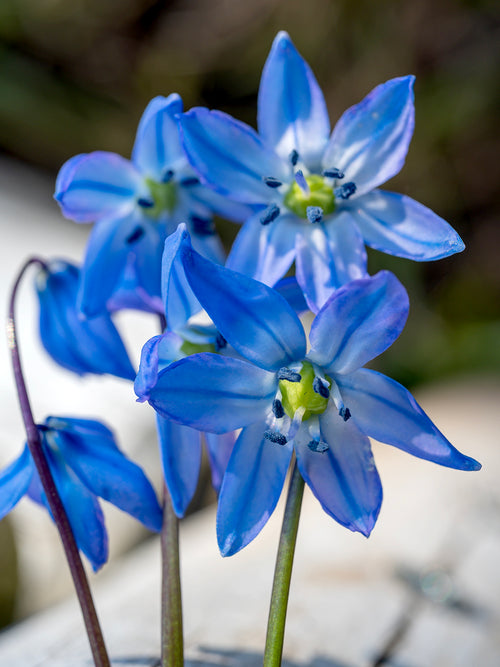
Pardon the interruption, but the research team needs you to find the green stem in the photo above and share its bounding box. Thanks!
[160,482,184,667]
[264,458,305,666]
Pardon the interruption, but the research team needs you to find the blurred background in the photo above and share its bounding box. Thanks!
[0,0,498,633]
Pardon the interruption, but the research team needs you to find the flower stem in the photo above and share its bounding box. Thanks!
[7,258,110,667]
[264,458,305,667]
[160,483,184,667]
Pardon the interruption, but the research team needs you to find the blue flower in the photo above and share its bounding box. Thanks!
[36,259,135,380]
[140,227,479,555]
[54,94,251,317]
[178,31,464,312]
[0,416,163,571]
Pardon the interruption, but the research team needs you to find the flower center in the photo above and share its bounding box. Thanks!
[283,174,335,220]
[140,177,177,218]
[180,339,216,356]
[279,361,330,421]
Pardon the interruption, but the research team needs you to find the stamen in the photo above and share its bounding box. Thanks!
[339,406,351,422]
[272,399,285,419]
[277,368,301,382]
[125,226,145,244]
[161,169,175,183]
[289,149,299,166]
[180,176,200,187]
[323,168,344,179]
[215,332,227,351]
[313,376,330,398]
[137,197,154,208]
[190,215,216,236]
[308,439,329,453]
[260,204,280,225]
[307,206,323,224]
[264,176,283,189]
[295,170,309,194]
[335,182,357,200]
[264,430,287,446]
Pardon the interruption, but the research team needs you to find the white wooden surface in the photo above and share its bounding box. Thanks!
[0,377,498,666]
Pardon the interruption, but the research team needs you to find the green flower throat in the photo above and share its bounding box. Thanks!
[284,174,336,219]
[279,361,330,421]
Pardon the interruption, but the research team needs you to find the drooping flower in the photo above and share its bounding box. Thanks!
[36,259,135,380]
[139,227,479,556]
[0,416,163,571]
[179,31,464,312]
[54,94,251,317]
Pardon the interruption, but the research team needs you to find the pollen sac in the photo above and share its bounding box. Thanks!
[279,361,331,421]
[308,439,329,453]
[284,174,335,220]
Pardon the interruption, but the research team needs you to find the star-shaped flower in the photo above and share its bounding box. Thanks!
[179,32,464,312]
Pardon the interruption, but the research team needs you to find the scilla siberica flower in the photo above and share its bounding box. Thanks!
[54,94,251,318]
[179,31,464,312]
[0,417,162,570]
[138,226,479,556]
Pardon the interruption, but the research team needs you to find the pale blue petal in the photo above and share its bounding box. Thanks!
[132,94,186,180]
[217,421,292,556]
[337,369,481,470]
[295,409,382,536]
[308,271,409,374]
[179,108,288,205]
[0,446,33,519]
[323,76,415,196]
[156,416,202,518]
[346,190,465,260]
[204,431,236,493]
[226,211,297,287]
[189,183,255,223]
[135,332,184,401]
[295,213,367,313]
[148,354,277,434]
[258,31,330,170]
[174,226,306,370]
[54,151,142,222]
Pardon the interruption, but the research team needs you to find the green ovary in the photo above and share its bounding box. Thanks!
[283,174,335,219]
[180,340,216,356]
[145,177,177,218]
[279,361,330,421]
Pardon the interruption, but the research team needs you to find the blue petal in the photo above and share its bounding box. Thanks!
[274,276,308,315]
[156,416,202,518]
[323,76,415,196]
[294,213,368,313]
[147,354,277,434]
[132,94,186,181]
[295,409,382,536]
[172,225,307,370]
[346,190,465,260]
[0,446,33,519]
[217,421,292,556]
[135,332,184,401]
[204,431,236,493]
[37,260,136,380]
[226,211,297,289]
[308,271,409,374]
[188,182,256,223]
[179,107,289,205]
[337,369,481,470]
[258,31,330,170]
[54,151,143,222]
[106,254,164,314]
[49,417,162,533]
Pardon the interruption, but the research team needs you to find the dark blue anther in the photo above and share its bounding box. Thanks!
[313,377,330,398]
[180,176,200,187]
[125,226,145,244]
[308,439,329,453]
[161,168,175,183]
[137,197,154,208]
[190,215,216,236]
[335,182,357,200]
[260,204,280,225]
[272,399,285,419]
[277,368,301,382]
[323,168,344,179]
[295,169,309,193]
[307,206,323,224]
[339,406,351,422]
[215,332,227,351]
[264,430,287,446]
[289,149,299,166]
[264,176,283,188]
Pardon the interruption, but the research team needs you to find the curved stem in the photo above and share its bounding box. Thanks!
[8,257,110,667]
[264,458,305,667]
